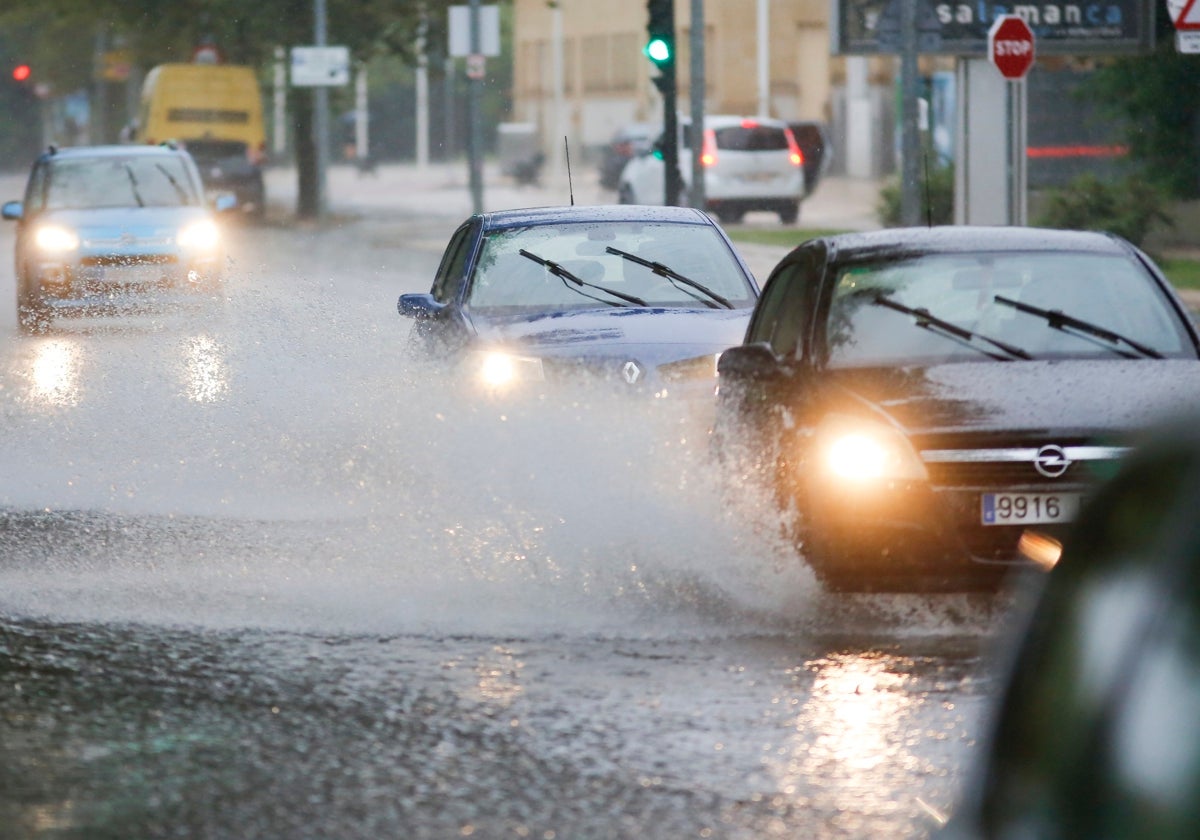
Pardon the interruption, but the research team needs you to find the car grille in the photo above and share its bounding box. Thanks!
[920,444,1127,488]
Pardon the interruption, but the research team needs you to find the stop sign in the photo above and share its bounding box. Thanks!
[988,15,1036,80]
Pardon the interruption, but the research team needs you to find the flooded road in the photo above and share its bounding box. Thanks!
[0,184,1019,838]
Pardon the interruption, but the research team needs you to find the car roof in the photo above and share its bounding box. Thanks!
[476,204,715,230]
[39,144,188,163]
[803,225,1134,263]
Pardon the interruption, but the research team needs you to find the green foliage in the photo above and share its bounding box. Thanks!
[877,162,954,227]
[1083,9,1200,200]
[1033,174,1172,250]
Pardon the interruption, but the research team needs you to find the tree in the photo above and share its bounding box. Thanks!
[1086,6,1200,200]
[0,0,457,213]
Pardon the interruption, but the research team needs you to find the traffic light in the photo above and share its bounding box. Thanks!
[644,0,681,206]
[644,0,674,68]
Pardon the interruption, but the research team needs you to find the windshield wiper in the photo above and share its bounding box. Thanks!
[993,294,1163,359]
[154,163,190,203]
[518,248,647,307]
[122,163,146,207]
[604,246,733,309]
[872,294,1031,361]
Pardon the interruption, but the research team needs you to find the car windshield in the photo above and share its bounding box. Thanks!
[825,251,1194,366]
[42,156,201,210]
[466,220,754,312]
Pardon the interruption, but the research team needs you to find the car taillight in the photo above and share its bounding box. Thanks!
[701,128,718,167]
[785,127,804,167]
[614,141,632,156]
[248,142,267,166]
[740,119,759,129]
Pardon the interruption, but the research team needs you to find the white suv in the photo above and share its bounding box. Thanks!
[617,115,806,225]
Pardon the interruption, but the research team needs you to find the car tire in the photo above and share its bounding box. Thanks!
[716,208,745,225]
[778,202,800,225]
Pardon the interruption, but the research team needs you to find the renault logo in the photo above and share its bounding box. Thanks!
[621,360,643,385]
[1033,444,1070,478]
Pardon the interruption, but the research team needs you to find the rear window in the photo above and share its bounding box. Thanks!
[713,125,789,152]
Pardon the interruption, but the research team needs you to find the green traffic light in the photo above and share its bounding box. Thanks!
[644,38,671,64]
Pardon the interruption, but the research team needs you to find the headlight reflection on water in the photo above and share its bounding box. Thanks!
[181,334,229,403]
[27,339,84,407]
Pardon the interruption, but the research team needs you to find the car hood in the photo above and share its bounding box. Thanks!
[826,359,1200,441]
[41,206,210,237]
[471,306,751,361]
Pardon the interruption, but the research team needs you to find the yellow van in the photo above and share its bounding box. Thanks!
[137,63,267,213]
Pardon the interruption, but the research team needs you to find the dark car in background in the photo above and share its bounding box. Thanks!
[598,122,658,191]
[786,120,833,197]
[713,226,1200,592]
[397,204,758,398]
[2,144,235,331]
[943,411,1200,839]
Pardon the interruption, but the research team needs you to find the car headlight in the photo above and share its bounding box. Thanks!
[34,225,80,253]
[177,219,220,251]
[470,350,545,389]
[814,413,928,482]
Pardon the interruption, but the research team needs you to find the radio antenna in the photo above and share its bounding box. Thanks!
[564,136,575,206]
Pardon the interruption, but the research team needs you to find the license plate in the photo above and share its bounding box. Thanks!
[981,492,1081,525]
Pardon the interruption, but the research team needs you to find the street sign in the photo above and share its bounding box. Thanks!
[466,54,486,80]
[988,16,1036,80]
[1168,0,1200,29]
[290,46,351,87]
[448,6,501,57]
[1178,30,1200,51]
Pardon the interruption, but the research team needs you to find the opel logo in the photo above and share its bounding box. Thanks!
[1033,444,1070,478]
[621,360,643,385]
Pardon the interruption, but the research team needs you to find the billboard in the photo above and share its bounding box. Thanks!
[834,0,1155,55]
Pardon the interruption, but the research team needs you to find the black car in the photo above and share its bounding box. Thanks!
[598,122,657,191]
[786,120,832,197]
[398,204,758,397]
[713,226,1200,592]
[943,411,1200,839]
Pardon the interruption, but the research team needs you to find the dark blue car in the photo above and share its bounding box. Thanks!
[397,205,759,398]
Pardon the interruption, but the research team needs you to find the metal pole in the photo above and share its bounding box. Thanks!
[416,13,429,167]
[689,0,706,210]
[756,0,769,115]
[273,46,287,157]
[1008,78,1027,225]
[355,63,369,162]
[467,0,484,214]
[899,0,922,226]
[551,1,565,178]
[314,0,329,218]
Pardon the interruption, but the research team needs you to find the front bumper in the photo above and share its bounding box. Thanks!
[30,251,222,297]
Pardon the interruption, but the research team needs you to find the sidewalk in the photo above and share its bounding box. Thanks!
[263,161,884,232]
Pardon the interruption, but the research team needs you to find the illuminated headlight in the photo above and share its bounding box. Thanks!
[815,414,928,482]
[177,219,220,251]
[471,350,544,388]
[34,225,80,253]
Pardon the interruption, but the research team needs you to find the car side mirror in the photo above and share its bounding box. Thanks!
[2,201,23,221]
[397,292,444,320]
[718,343,787,381]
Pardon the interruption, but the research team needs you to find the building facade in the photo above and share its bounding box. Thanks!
[510,0,897,176]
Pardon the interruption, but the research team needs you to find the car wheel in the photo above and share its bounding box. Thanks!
[716,207,745,225]
[778,202,800,225]
[618,184,636,205]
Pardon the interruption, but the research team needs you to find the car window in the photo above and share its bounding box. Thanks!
[466,221,755,311]
[748,257,815,358]
[713,125,789,151]
[23,160,49,213]
[432,223,475,304]
[43,156,201,209]
[824,251,1194,366]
